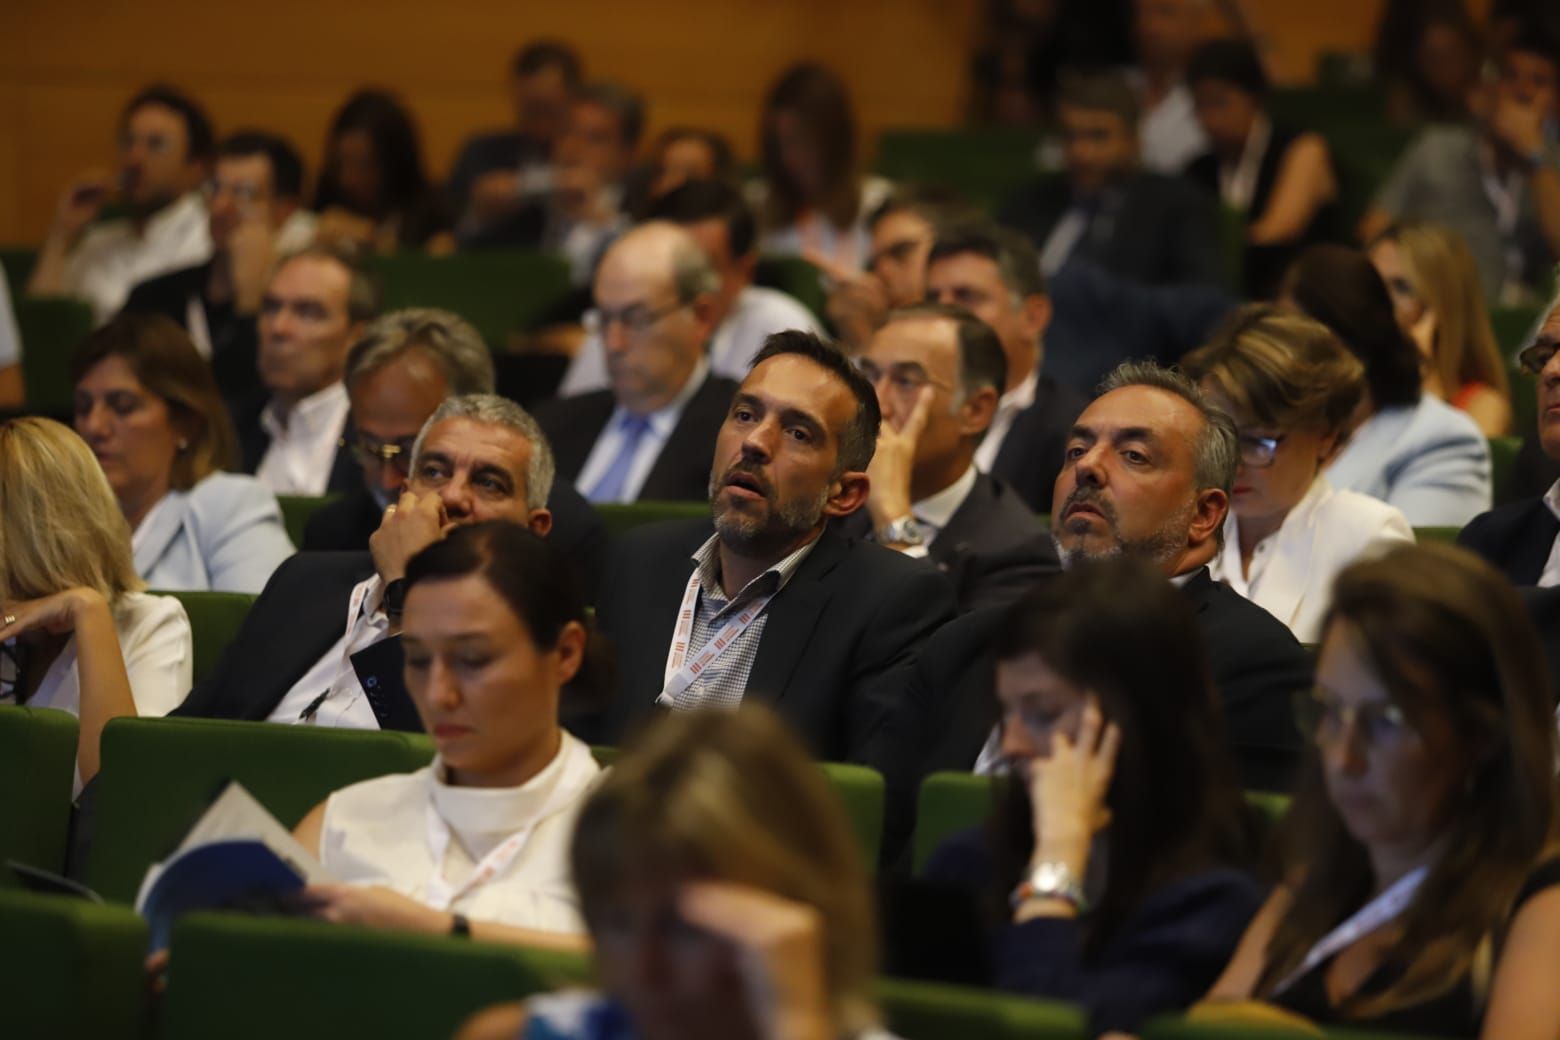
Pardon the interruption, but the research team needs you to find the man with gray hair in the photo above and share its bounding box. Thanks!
[535,221,740,502]
[173,391,569,731]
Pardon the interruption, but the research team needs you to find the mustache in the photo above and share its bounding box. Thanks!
[1060,486,1116,524]
[716,460,775,500]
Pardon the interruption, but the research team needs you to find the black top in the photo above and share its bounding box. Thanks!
[1273,859,1560,1036]
[1457,497,1560,587]
[988,376,1087,515]
[120,260,259,408]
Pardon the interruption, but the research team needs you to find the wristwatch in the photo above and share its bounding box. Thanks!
[382,578,408,620]
[876,515,927,548]
[1010,861,1088,912]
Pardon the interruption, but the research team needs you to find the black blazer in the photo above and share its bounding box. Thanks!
[121,260,260,407]
[998,171,1223,288]
[301,483,611,594]
[1458,498,1559,587]
[171,551,418,730]
[533,372,740,502]
[592,517,956,770]
[989,376,1088,515]
[231,393,363,495]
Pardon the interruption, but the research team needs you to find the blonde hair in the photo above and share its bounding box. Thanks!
[570,707,880,1034]
[1377,221,1510,400]
[0,418,142,605]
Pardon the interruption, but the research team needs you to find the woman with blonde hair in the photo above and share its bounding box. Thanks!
[1183,305,1414,643]
[0,418,192,782]
[1368,221,1512,436]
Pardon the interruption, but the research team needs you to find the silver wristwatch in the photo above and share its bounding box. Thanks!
[876,515,926,547]
[1010,860,1088,912]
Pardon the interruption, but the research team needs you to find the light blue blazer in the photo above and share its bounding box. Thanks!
[134,473,295,593]
[1326,394,1492,528]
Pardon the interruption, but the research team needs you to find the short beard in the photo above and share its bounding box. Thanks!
[710,471,831,559]
[1052,498,1195,571]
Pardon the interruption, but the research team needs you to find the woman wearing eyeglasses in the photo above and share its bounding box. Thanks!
[1201,543,1560,1039]
[1182,305,1414,644]
[71,313,294,593]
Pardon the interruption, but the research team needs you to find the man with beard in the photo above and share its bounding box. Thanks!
[590,330,956,768]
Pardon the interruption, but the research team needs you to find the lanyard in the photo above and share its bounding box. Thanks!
[1272,865,1428,995]
[656,568,774,707]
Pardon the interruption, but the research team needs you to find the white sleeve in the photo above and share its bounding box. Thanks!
[120,594,195,716]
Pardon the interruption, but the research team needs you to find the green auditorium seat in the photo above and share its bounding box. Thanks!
[1508,362,1537,442]
[0,245,37,296]
[1143,1015,1436,1039]
[367,250,572,349]
[149,589,255,684]
[1493,305,1541,440]
[878,976,1086,1039]
[87,717,434,903]
[1489,435,1521,506]
[596,500,709,538]
[276,493,341,547]
[15,295,95,415]
[820,762,886,865]
[0,706,78,880]
[755,254,828,324]
[160,912,592,1040]
[1413,526,1461,545]
[0,890,150,1039]
[872,128,1051,214]
[913,771,999,874]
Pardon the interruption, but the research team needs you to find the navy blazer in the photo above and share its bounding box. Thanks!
[1458,497,1559,586]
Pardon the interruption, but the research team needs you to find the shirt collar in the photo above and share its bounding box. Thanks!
[1544,479,1560,522]
[142,191,207,242]
[914,465,979,532]
[690,529,820,606]
[997,368,1039,415]
[262,380,349,439]
[612,357,709,438]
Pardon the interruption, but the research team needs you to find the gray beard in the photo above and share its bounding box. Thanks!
[1052,500,1194,571]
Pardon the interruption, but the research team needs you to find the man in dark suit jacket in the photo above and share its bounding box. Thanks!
[844,304,1055,612]
[925,220,1086,515]
[592,331,955,773]
[174,394,560,727]
[997,70,1221,288]
[534,222,739,503]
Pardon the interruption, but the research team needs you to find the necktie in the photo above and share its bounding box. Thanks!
[587,414,653,503]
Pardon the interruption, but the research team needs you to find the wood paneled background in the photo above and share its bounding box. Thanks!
[0,0,1489,244]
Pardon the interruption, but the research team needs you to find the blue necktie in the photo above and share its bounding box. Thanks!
[587,414,654,503]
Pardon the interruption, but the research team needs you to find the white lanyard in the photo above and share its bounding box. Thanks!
[1272,865,1429,995]
[656,568,774,706]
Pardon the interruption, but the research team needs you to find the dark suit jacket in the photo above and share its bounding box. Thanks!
[533,372,740,502]
[301,482,611,594]
[592,517,956,772]
[121,260,260,407]
[998,171,1223,288]
[231,393,363,495]
[171,551,417,729]
[1459,498,1559,587]
[990,376,1087,515]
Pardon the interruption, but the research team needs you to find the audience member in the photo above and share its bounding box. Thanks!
[290,523,603,938]
[636,126,736,207]
[557,180,821,395]
[999,69,1222,287]
[755,63,893,271]
[447,41,584,242]
[924,221,1085,514]
[1372,0,1485,125]
[1203,543,1560,1039]
[1183,306,1413,643]
[27,85,214,324]
[0,270,21,408]
[925,557,1260,1036]
[1368,221,1513,437]
[1185,38,1342,300]
[313,89,454,254]
[236,243,379,496]
[592,331,954,766]
[1286,245,1493,526]
[1131,0,1211,173]
[300,308,607,590]
[1361,22,1560,302]
[535,223,739,503]
[71,314,293,593]
[1460,290,1560,582]
[0,418,192,783]
[121,131,315,403]
[848,305,1056,611]
[457,707,900,1040]
[966,0,1134,125]
[172,394,554,728]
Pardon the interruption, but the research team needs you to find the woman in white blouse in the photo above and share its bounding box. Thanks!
[1183,306,1413,643]
[0,418,193,782]
[72,313,294,593]
[292,521,602,939]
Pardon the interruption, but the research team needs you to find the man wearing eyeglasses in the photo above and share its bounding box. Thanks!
[28,85,216,324]
[534,222,740,503]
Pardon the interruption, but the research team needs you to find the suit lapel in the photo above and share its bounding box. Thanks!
[641,374,730,500]
[745,527,846,706]
[1514,503,1560,584]
[133,493,193,584]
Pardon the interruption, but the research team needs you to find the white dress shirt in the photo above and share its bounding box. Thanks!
[574,359,709,503]
[975,369,1039,474]
[1539,480,1560,588]
[62,192,213,324]
[892,465,980,560]
[1138,80,1209,175]
[255,381,351,496]
[266,574,388,729]
[320,734,600,932]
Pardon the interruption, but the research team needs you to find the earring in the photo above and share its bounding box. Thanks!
[177,439,190,452]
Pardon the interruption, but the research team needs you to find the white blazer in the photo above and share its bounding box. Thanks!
[133,472,295,594]
[1212,477,1414,644]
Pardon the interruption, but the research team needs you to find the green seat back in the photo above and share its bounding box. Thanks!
[1144,1017,1427,1039]
[148,590,255,685]
[1508,362,1537,442]
[1489,436,1521,506]
[878,976,1086,1039]
[754,254,828,324]
[87,717,434,903]
[872,128,1049,214]
[0,245,37,297]
[913,771,998,874]
[597,500,708,538]
[15,295,95,415]
[1493,306,1542,440]
[367,251,572,349]
[161,912,592,1040]
[1243,790,1291,832]
[1218,205,1248,293]
[276,493,340,547]
[0,706,79,879]
[819,761,886,864]
[0,890,150,1039]
[1313,119,1416,229]
[1413,526,1461,545]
